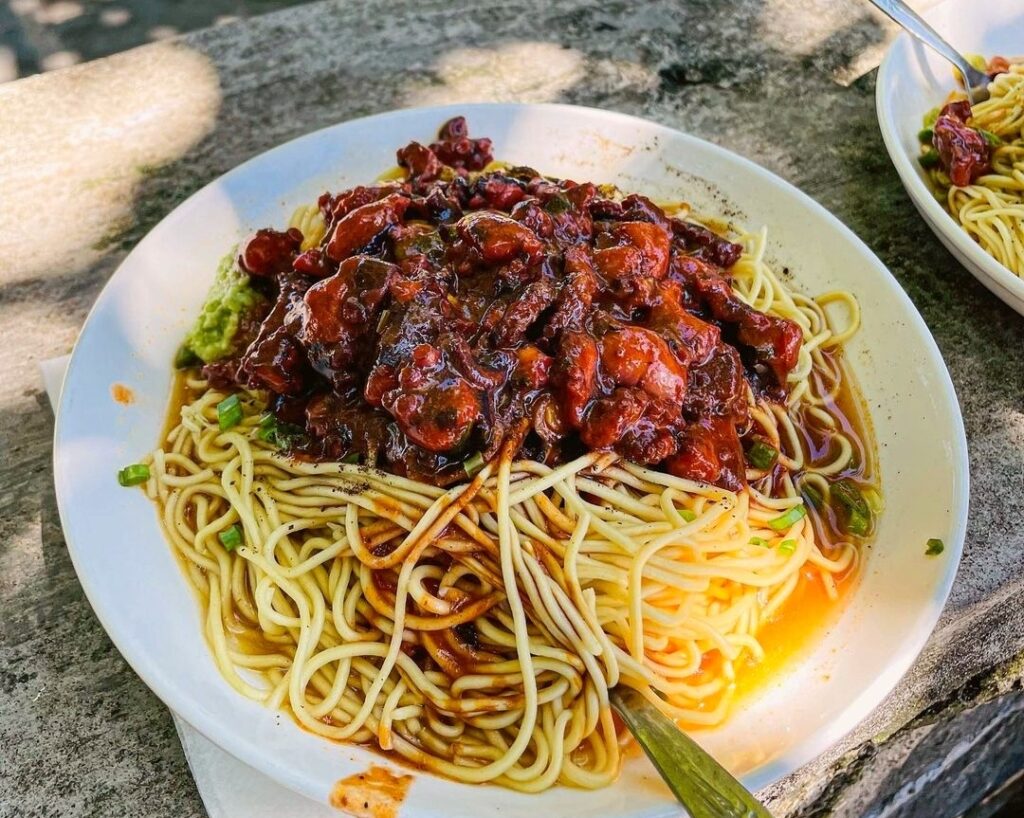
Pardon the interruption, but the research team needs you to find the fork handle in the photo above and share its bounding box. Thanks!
[867,0,984,99]
[609,686,773,818]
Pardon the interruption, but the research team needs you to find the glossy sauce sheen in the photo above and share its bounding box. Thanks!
[202,116,805,488]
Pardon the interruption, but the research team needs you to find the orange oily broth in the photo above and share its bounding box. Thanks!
[729,565,855,708]
[608,567,853,760]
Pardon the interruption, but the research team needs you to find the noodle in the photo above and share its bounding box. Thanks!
[139,226,871,791]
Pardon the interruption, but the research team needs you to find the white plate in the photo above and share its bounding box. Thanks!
[876,0,1024,316]
[53,103,968,816]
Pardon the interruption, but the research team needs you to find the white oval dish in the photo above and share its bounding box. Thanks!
[876,0,1024,316]
[54,103,968,816]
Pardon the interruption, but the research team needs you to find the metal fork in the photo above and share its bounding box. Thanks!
[867,0,990,103]
[610,686,772,818]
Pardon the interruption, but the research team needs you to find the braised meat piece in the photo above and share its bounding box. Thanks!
[300,256,397,389]
[326,193,411,262]
[932,99,991,187]
[429,116,493,171]
[239,228,303,278]
[238,272,311,395]
[673,255,802,386]
[666,417,745,490]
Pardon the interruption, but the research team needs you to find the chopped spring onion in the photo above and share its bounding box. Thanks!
[676,507,697,523]
[746,439,778,470]
[463,451,486,477]
[918,127,934,144]
[257,412,277,442]
[768,504,807,531]
[831,478,872,537]
[256,412,304,448]
[218,524,243,551]
[863,487,884,514]
[749,536,768,547]
[926,538,945,556]
[919,149,941,169]
[778,539,797,555]
[217,394,243,431]
[117,463,151,487]
[801,484,824,509]
[341,452,360,464]
[979,128,1003,147]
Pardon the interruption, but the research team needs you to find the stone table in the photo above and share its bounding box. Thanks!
[2,0,1023,815]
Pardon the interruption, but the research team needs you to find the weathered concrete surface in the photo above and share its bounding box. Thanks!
[1,0,1023,815]
[0,0,311,82]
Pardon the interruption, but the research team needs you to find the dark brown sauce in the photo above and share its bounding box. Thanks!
[161,371,199,441]
[792,348,880,550]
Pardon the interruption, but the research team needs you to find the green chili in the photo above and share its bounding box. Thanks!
[978,128,1003,147]
[677,507,697,523]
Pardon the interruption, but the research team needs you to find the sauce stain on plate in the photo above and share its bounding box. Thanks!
[329,765,413,818]
[111,383,135,405]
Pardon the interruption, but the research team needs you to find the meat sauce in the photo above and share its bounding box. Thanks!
[204,117,804,488]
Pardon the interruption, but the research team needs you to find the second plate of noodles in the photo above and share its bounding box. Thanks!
[877,0,1024,315]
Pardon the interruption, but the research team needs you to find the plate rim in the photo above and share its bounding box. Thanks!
[874,0,1024,311]
[52,101,970,806]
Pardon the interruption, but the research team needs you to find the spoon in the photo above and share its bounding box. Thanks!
[609,686,772,818]
[867,0,990,103]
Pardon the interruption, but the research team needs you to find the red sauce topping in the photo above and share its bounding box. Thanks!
[206,117,803,488]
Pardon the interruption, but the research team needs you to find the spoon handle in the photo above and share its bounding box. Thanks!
[866,0,987,99]
[609,687,772,818]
